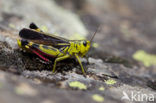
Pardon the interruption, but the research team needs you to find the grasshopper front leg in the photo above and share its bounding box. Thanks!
[74,54,86,76]
[52,54,70,73]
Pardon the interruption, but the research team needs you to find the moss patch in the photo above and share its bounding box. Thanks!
[92,43,99,48]
[105,79,116,85]
[8,23,16,29]
[98,86,105,91]
[41,25,48,32]
[133,50,156,67]
[69,81,87,90]
[92,94,104,102]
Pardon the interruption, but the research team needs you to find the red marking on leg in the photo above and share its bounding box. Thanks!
[32,50,50,62]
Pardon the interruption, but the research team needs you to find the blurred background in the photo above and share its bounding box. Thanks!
[0,0,156,60]
[0,0,156,103]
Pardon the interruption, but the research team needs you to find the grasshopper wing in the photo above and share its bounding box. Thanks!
[19,28,70,48]
[29,22,39,30]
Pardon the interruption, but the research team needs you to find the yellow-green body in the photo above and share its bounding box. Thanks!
[17,38,90,75]
[17,23,92,75]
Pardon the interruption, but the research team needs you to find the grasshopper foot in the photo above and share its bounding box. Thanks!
[83,73,87,77]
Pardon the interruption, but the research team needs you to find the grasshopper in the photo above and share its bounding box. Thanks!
[17,23,98,75]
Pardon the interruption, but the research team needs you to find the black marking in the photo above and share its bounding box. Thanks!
[49,47,57,51]
[29,22,38,29]
[42,45,57,51]
[21,39,28,46]
[32,44,39,48]
[42,45,49,49]
[59,47,66,52]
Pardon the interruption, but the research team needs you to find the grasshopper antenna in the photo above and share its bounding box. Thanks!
[90,25,100,43]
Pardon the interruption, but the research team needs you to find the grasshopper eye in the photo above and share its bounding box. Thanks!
[83,41,87,46]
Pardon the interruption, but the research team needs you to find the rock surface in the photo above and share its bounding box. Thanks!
[0,0,156,103]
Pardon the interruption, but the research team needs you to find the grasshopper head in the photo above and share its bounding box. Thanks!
[77,26,100,57]
[79,40,90,56]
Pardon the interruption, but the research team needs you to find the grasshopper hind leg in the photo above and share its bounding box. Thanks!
[52,54,70,73]
[18,39,50,62]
